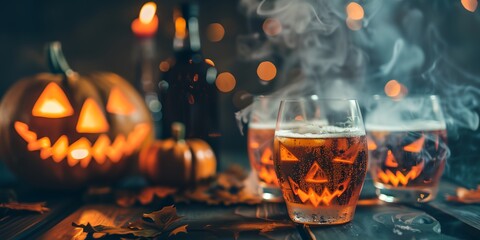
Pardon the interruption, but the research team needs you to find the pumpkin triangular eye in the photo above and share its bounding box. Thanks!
[32,82,74,118]
[403,136,425,153]
[385,150,399,167]
[77,98,109,133]
[106,87,136,115]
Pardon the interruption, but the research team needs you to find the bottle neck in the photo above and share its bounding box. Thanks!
[173,15,201,53]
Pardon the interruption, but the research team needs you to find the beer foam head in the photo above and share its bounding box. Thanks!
[249,122,276,129]
[366,120,446,131]
[276,125,365,138]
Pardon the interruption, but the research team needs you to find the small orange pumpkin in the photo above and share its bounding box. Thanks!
[140,122,216,188]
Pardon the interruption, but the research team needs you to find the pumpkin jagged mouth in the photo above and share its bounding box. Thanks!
[14,121,150,168]
[288,177,350,207]
[376,161,424,187]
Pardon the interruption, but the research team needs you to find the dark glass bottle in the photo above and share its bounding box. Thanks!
[159,3,220,157]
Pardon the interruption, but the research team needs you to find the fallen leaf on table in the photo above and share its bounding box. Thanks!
[143,205,183,230]
[0,202,49,214]
[446,185,480,204]
[73,205,187,239]
[175,165,262,205]
[116,186,177,207]
[169,224,189,237]
[138,187,177,205]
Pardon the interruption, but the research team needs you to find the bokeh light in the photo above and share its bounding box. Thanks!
[257,61,277,81]
[159,61,170,72]
[216,72,236,93]
[205,58,215,66]
[384,80,401,97]
[263,18,282,36]
[461,0,478,12]
[207,23,225,42]
[346,2,364,20]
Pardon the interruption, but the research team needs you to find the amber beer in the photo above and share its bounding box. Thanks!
[367,122,448,202]
[247,123,282,201]
[274,130,368,224]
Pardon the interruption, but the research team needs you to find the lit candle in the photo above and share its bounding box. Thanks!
[131,2,159,38]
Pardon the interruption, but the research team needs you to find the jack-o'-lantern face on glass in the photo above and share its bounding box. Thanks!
[368,129,447,188]
[275,136,368,207]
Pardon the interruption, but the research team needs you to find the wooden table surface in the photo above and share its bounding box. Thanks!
[1,176,479,240]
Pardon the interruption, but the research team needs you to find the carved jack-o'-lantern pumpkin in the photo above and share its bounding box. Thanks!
[368,128,447,188]
[0,42,153,189]
[275,135,368,207]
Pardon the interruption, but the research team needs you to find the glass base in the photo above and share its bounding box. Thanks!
[286,203,355,225]
[375,185,438,203]
[260,185,284,202]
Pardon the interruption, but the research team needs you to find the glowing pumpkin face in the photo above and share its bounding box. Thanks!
[368,129,447,188]
[0,72,153,189]
[275,136,368,207]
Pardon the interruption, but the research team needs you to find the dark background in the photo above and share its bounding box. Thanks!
[0,0,479,187]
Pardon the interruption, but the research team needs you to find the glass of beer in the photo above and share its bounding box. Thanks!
[274,97,368,225]
[365,95,448,203]
[247,96,283,202]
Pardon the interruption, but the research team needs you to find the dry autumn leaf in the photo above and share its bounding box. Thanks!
[0,202,49,214]
[175,165,262,205]
[446,185,480,204]
[116,186,177,207]
[72,205,187,239]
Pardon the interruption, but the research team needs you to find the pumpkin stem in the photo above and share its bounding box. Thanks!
[172,122,186,141]
[47,42,76,78]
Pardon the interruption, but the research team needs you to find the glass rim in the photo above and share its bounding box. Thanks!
[371,94,441,101]
[280,96,360,103]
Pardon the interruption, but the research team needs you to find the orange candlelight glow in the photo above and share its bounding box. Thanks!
[131,2,159,38]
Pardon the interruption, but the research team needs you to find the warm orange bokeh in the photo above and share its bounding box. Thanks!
[215,72,236,93]
[159,61,170,72]
[461,0,478,12]
[346,2,364,20]
[207,23,225,42]
[175,17,187,39]
[384,80,402,97]
[257,61,277,81]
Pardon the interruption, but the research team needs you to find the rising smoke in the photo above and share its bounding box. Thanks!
[237,0,480,185]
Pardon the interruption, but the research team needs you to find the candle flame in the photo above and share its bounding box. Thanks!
[139,2,157,24]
